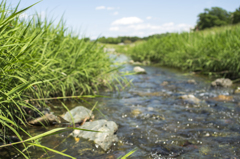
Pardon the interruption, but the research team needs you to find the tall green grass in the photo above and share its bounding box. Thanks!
[0,1,119,158]
[127,24,240,79]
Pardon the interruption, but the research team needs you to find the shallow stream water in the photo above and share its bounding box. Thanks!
[4,54,240,159]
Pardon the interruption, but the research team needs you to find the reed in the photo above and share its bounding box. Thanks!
[127,24,240,79]
[0,1,120,158]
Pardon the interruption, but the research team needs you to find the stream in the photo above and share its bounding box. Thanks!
[3,54,240,159]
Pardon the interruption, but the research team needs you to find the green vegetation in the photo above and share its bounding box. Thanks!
[196,7,231,30]
[126,24,240,79]
[195,6,240,30]
[97,33,170,44]
[98,36,142,44]
[0,1,119,158]
[232,7,240,24]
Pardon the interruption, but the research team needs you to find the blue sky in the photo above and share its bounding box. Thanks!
[9,0,240,39]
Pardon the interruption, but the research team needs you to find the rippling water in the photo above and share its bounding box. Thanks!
[6,54,240,159]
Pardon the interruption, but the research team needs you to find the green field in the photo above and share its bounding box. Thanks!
[126,24,240,79]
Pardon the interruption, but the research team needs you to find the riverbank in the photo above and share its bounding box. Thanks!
[126,24,240,80]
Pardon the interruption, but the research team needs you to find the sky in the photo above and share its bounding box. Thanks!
[9,0,240,39]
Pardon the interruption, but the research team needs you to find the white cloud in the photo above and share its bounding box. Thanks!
[162,22,174,27]
[113,11,119,15]
[127,24,162,30]
[96,6,106,10]
[146,16,152,20]
[109,26,119,31]
[96,6,116,10]
[109,22,193,37]
[111,17,143,25]
[176,23,193,31]
[107,7,115,10]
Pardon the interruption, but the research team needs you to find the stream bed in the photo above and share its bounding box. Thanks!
[6,54,240,159]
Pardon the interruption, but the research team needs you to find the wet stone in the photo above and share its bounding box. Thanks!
[63,106,94,124]
[211,78,232,87]
[129,60,150,65]
[199,146,210,155]
[149,114,165,120]
[23,106,51,120]
[71,119,118,151]
[161,81,169,86]
[212,95,233,101]
[136,91,169,97]
[129,60,142,65]
[133,66,146,74]
[0,135,20,144]
[131,109,142,116]
[234,87,240,94]
[187,79,197,84]
[29,113,60,126]
[179,94,201,104]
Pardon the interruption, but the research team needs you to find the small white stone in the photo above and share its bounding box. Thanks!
[133,66,146,74]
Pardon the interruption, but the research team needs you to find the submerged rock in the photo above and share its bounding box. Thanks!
[136,91,169,97]
[129,60,141,65]
[29,114,60,126]
[161,81,169,86]
[234,87,240,94]
[199,146,211,155]
[71,119,118,151]
[211,78,232,87]
[187,79,197,84]
[179,94,201,104]
[133,66,146,74]
[129,60,150,65]
[0,135,20,147]
[63,106,94,124]
[142,60,151,65]
[212,95,233,101]
[129,60,134,64]
[23,106,51,121]
[131,109,142,116]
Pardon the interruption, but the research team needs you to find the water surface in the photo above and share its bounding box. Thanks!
[7,54,240,159]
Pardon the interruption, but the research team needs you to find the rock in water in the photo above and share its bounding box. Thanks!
[129,60,134,64]
[212,95,233,101]
[133,66,146,74]
[187,79,197,84]
[161,81,169,86]
[29,114,60,126]
[63,106,94,124]
[211,78,232,87]
[131,109,142,116]
[179,94,201,104]
[234,87,240,94]
[71,119,118,151]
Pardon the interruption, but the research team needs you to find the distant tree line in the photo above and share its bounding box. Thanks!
[93,6,240,44]
[97,33,170,44]
[97,36,141,44]
[195,6,240,30]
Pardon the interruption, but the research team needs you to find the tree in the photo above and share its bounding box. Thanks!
[232,7,240,24]
[83,37,90,42]
[196,7,231,30]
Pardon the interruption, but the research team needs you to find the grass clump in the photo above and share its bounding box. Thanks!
[126,24,240,79]
[0,0,120,158]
